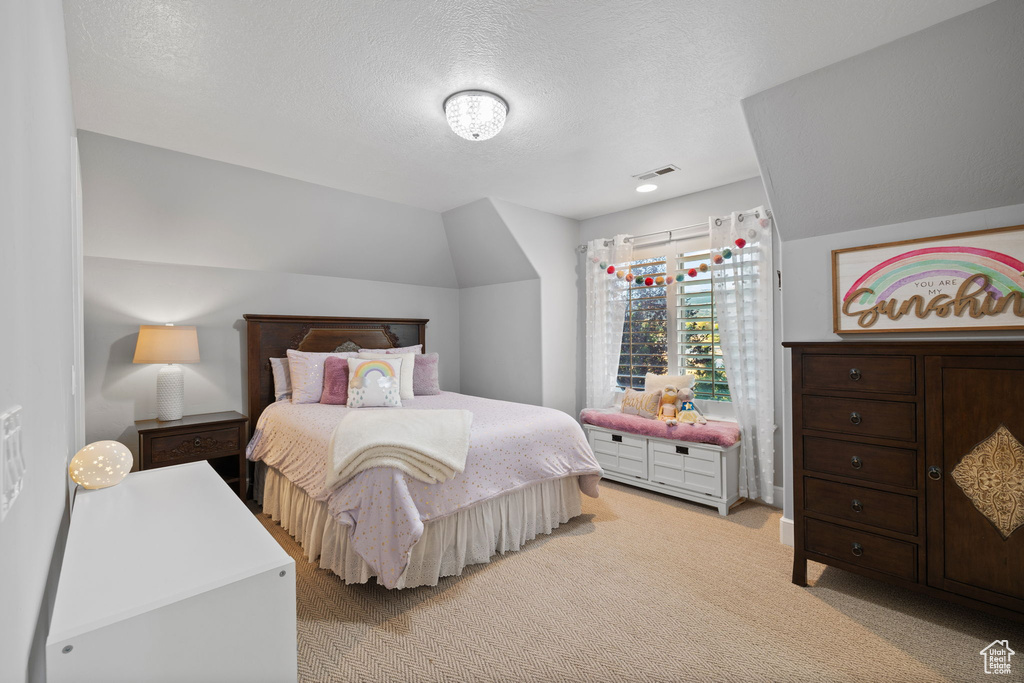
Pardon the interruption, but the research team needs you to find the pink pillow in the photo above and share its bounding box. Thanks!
[359,344,423,355]
[320,356,350,405]
[413,353,441,396]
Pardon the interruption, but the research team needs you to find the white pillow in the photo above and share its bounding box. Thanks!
[270,357,291,402]
[645,372,696,395]
[286,350,358,404]
[358,351,415,400]
[347,357,403,408]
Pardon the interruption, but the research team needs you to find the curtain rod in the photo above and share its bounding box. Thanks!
[576,208,772,253]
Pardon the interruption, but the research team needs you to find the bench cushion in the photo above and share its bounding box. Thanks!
[580,409,740,448]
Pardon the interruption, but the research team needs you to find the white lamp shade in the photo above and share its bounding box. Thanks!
[69,441,133,490]
[133,325,200,364]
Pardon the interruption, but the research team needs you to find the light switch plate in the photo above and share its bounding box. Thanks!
[1,406,25,522]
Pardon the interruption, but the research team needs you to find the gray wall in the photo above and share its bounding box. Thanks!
[743,0,1024,241]
[0,1,79,680]
[79,132,457,287]
[492,199,581,415]
[777,202,1024,523]
[80,135,464,461]
[458,280,543,405]
[84,257,461,463]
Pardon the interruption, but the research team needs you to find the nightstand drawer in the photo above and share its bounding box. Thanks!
[804,518,917,582]
[801,354,915,395]
[804,477,917,535]
[802,396,916,441]
[150,427,241,465]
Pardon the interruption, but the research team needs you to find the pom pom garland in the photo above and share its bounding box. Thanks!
[687,268,697,278]
[655,276,665,285]
[626,273,634,282]
[675,273,684,282]
[698,263,708,273]
[606,265,616,274]
[616,269,626,279]
[722,248,732,259]
[713,254,723,265]
[734,238,746,249]
[599,261,608,269]
[644,277,654,286]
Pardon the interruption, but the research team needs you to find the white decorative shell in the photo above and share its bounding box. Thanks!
[69,440,132,490]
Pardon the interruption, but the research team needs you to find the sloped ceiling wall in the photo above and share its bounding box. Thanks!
[80,132,458,287]
[441,199,538,287]
[742,0,1024,241]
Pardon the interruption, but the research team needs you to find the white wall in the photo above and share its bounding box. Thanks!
[777,202,1024,526]
[0,1,79,680]
[578,177,767,244]
[84,257,460,462]
[743,0,1024,241]
[492,199,580,415]
[458,281,543,405]
[79,131,458,287]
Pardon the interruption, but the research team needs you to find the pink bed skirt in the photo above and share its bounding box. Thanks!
[579,409,740,448]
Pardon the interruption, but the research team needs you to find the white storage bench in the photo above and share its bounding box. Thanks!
[584,425,741,515]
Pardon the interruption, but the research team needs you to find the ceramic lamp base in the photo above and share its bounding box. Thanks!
[156,364,185,421]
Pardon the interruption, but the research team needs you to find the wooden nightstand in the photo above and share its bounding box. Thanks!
[136,411,249,499]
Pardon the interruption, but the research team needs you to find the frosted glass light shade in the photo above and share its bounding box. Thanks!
[69,441,132,490]
[133,325,200,364]
[444,90,507,141]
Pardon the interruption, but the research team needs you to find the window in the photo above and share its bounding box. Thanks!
[617,257,668,389]
[676,250,729,401]
[616,244,730,401]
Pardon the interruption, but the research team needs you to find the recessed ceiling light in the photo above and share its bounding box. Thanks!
[636,184,658,193]
[444,90,508,141]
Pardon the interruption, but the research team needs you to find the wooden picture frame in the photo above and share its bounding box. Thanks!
[832,224,1024,334]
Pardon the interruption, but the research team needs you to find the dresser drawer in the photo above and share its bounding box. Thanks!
[804,478,917,535]
[648,442,721,496]
[804,518,917,582]
[803,436,917,488]
[150,427,242,465]
[801,354,915,395]
[802,396,916,441]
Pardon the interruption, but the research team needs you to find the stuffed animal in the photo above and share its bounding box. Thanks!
[657,385,682,425]
[677,400,708,425]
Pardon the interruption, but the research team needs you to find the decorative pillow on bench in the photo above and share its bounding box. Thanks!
[620,388,662,420]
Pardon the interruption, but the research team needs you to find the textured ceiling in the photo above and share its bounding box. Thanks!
[64,0,993,220]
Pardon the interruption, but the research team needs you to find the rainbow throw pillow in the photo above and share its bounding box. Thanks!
[346,357,403,408]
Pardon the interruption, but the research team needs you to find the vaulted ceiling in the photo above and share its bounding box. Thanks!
[64,0,993,220]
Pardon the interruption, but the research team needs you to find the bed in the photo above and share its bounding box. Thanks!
[244,314,602,588]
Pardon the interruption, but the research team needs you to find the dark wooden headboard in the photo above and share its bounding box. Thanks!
[244,314,427,433]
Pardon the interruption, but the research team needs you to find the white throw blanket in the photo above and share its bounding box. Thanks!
[325,409,473,491]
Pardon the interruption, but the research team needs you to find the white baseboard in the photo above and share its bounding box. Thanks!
[779,516,794,547]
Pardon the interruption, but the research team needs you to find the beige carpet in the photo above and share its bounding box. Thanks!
[255,480,1023,683]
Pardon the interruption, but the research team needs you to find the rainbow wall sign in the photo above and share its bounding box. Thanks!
[832,225,1024,333]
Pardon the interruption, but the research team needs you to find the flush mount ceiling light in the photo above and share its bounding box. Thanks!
[636,184,658,193]
[444,90,508,141]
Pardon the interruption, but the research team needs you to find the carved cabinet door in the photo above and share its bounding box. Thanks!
[925,355,1024,612]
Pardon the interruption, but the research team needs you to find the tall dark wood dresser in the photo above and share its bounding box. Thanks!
[786,341,1024,621]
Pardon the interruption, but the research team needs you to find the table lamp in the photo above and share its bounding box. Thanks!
[133,324,200,421]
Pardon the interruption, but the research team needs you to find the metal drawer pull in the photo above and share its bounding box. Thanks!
[851,499,863,513]
[849,368,861,381]
[849,412,862,425]
[611,434,622,443]
[851,542,864,557]
[850,456,863,469]
[675,445,688,454]
[193,437,202,447]
[928,466,942,481]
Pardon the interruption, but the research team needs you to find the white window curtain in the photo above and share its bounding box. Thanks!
[709,208,774,504]
[585,234,633,408]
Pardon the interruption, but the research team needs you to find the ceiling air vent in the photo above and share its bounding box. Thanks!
[632,164,680,181]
